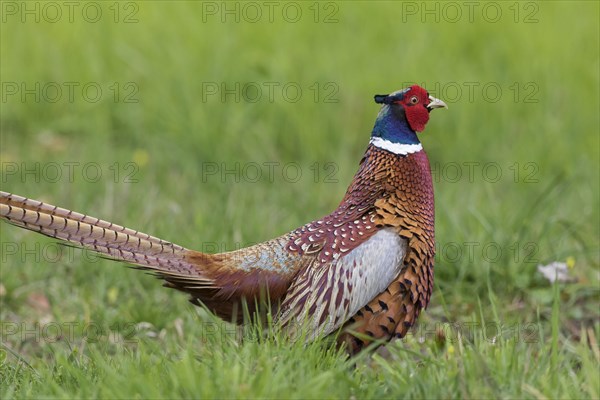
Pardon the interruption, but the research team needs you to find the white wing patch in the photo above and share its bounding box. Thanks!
[277,228,407,341]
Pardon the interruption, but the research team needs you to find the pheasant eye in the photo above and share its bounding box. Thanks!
[409,96,419,104]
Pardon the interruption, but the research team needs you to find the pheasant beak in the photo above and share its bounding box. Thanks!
[426,95,448,111]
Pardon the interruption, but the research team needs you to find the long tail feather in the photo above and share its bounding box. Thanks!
[0,191,210,281]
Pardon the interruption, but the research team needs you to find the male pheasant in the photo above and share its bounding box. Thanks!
[1,85,446,353]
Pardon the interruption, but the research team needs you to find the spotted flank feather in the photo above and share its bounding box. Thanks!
[279,228,407,340]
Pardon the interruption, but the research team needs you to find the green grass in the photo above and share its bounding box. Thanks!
[1,1,599,398]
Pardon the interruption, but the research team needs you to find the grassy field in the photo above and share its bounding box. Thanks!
[1,1,599,398]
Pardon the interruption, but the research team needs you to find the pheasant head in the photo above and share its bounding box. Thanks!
[371,85,447,155]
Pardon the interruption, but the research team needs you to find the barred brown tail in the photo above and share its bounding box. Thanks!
[0,191,212,285]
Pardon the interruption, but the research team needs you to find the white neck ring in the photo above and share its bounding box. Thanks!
[369,137,422,155]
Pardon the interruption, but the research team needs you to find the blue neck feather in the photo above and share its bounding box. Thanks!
[371,105,420,145]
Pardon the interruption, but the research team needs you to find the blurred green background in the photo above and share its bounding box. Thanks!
[1,1,598,398]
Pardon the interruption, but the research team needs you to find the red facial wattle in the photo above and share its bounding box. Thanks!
[399,86,431,133]
[404,103,430,132]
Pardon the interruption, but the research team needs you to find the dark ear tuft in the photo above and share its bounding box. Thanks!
[374,94,391,104]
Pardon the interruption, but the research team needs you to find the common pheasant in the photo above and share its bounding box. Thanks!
[1,85,446,353]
